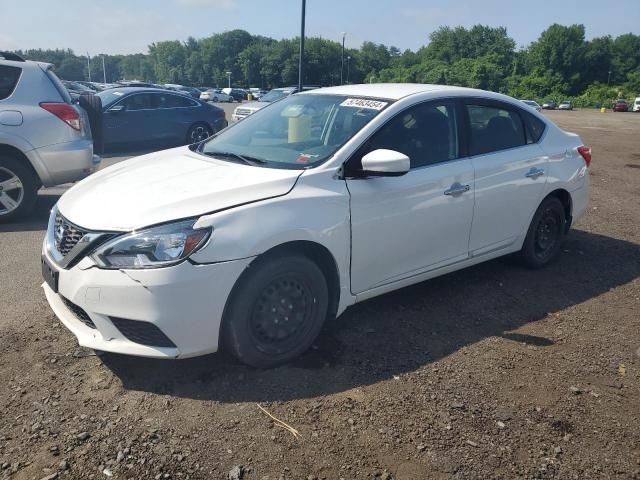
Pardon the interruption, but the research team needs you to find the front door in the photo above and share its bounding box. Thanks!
[346,100,474,294]
[103,92,156,147]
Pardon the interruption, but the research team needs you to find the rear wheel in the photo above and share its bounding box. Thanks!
[222,254,329,368]
[520,196,567,268]
[186,123,212,144]
[0,155,38,223]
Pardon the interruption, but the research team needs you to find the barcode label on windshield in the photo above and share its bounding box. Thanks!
[340,98,388,110]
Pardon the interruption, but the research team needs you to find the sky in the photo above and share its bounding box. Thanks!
[1,0,639,55]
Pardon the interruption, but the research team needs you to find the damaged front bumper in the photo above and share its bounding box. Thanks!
[41,247,253,358]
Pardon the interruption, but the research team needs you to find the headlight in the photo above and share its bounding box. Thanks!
[91,220,211,269]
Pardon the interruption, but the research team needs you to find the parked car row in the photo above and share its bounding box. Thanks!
[611,98,640,112]
[232,85,320,121]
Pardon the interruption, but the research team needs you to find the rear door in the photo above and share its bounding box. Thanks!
[154,93,200,143]
[463,99,548,256]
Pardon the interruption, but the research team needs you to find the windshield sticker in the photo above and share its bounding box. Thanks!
[296,153,319,163]
[340,98,388,110]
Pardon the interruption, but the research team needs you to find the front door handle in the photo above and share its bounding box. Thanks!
[444,183,471,196]
[525,167,545,179]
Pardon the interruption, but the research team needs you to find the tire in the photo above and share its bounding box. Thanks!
[186,123,212,144]
[519,196,567,268]
[222,254,329,368]
[78,93,104,155]
[0,155,38,223]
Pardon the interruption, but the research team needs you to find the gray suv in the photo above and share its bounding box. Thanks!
[0,52,100,222]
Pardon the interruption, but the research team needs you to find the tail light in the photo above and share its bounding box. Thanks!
[577,146,591,167]
[40,102,81,131]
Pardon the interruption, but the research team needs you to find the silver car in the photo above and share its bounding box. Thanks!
[0,52,99,222]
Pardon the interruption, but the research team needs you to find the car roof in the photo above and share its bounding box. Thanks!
[300,83,494,101]
[101,87,177,94]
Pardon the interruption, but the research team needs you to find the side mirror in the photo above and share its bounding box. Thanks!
[361,149,410,177]
[107,104,125,113]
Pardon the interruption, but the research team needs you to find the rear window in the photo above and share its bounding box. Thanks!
[0,65,21,100]
[522,110,546,143]
[45,68,72,103]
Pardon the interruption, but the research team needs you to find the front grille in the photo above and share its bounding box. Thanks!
[54,213,89,257]
[110,318,177,348]
[62,297,96,329]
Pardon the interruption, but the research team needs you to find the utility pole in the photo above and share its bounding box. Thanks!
[298,0,306,92]
[340,32,346,85]
[86,52,91,82]
[102,55,107,84]
[607,68,612,86]
[226,71,232,89]
[346,55,351,84]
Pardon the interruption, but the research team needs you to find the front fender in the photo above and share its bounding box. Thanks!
[190,170,353,313]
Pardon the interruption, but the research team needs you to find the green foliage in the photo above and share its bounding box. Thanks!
[12,25,640,103]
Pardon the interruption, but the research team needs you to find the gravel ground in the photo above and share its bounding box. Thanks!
[0,109,639,480]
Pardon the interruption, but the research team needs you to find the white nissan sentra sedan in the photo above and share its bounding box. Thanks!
[42,84,591,368]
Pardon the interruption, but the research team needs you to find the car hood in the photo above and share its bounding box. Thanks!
[57,147,303,232]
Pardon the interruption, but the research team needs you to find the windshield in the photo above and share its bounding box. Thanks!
[259,89,292,103]
[97,89,128,107]
[200,94,391,168]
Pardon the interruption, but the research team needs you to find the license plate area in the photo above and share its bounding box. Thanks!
[41,256,59,293]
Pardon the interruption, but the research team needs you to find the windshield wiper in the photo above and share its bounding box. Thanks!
[201,150,267,166]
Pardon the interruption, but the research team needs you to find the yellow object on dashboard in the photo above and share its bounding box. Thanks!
[288,116,311,143]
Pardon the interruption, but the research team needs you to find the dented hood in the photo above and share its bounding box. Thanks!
[57,146,302,231]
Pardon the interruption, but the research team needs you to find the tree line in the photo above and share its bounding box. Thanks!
[13,24,640,107]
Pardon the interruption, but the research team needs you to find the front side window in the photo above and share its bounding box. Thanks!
[0,65,21,100]
[355,102,459,170]
[466,104,525,155]
[199,94,390,169]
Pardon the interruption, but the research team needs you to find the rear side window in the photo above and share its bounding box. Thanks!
[0,65,21,100]
[466,104,526,155]
[157,93,197,108]
[522,110,546,143]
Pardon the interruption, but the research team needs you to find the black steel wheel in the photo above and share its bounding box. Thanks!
[222,254,328,368]
[520,196,567,268]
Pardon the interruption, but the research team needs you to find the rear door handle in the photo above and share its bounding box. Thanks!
[444,183,471,196]
[525,167,545,179]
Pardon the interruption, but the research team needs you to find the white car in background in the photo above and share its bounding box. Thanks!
[633,97,640,112]
[42,84,591,368]
[520,99,542,112]
[200,89,233,103]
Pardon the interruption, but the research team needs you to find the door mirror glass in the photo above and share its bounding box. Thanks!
[108,104,125,113]
[361,149,410,177]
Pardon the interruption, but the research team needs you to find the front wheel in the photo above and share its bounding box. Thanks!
[222,254,329,368]
[186,123,212,144]
[0,155,38,223]
[519,196,567,268]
